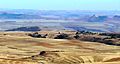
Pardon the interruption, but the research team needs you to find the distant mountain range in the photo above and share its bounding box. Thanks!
[0,9,120,32]
[0,9,120,22]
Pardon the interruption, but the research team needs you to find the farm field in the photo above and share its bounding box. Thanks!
[0,32,120,64]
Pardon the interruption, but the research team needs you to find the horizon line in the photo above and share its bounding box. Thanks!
[0,8,120,11]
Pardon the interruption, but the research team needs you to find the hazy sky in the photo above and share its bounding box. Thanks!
[0,0,120,10]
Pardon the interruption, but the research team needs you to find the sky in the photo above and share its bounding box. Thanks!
[0,0,120,10]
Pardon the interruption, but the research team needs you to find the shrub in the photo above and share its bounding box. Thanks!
[28,32,41,38]
[54,33,69,39]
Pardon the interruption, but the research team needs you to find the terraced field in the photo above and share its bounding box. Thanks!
[0,32,120,64]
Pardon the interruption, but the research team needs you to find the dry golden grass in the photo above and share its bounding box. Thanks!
[0,32,120,64]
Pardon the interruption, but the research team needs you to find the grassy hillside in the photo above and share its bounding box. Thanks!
[0,31,120,64]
